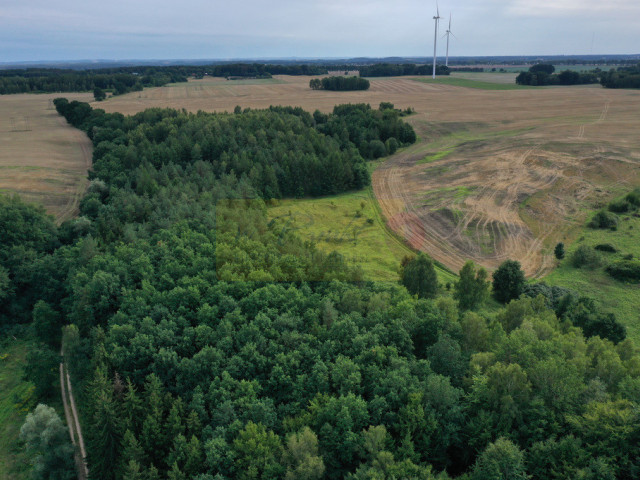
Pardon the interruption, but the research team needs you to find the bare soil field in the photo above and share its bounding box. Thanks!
[97,76,640,276]
[0,93,93,223]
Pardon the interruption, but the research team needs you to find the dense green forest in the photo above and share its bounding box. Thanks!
[2,96,640,479]
[515,64,600,86]
[600,64,640,89]
[309,77,370,91]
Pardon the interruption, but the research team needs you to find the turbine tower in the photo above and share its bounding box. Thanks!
[444,14,455,67]
[432,2,441,79]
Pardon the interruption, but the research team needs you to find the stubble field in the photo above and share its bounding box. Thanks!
[0,93,93,223]
[97,74,640,277]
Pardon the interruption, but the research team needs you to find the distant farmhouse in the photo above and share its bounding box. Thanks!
[327,70,360,77]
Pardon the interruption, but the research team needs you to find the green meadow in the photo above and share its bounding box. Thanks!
[543,211,640,342]
[267,189,457,284]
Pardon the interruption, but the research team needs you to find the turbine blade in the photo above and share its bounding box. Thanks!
[449,13,452,30]
[436,0,440,18]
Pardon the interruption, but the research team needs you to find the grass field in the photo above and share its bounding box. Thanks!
[543,209,640,342]
[0,92,93,223]
[0,339,35,480]
[267,189,457,284]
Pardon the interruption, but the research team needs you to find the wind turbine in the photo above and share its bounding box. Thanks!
[443,14,455,67]
[432,1,442,79]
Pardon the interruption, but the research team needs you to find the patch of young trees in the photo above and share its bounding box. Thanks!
[516,64,600,86]
[309,76,370,91]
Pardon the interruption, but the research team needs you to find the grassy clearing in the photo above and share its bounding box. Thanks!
[413,76,534,90]
[267,189,457,284]
[543,212,640,342]
[0,339,35,480]
[420,149,453,164]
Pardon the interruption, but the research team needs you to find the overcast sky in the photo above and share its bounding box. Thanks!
[1,0,639,62]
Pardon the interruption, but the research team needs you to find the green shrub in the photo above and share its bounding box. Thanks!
[571,245,602,269]
[608,199,631,213]
[594,243,618,253]
[588,210,619,230]
[606,260,640,282]
[625,188,640,207]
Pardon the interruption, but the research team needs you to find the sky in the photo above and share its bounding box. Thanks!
[1,0,639,62]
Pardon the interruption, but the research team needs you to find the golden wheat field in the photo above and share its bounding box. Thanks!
[0,92,93,222]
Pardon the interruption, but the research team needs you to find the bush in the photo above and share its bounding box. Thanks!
[625,188,640,207]
[588,210,619,230]
[594,243,618,253]
[571,245,602,269]
[554,242,565,259]
[606,260,640,282]
[608,199,631,213]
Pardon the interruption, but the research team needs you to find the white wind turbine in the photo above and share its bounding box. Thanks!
[432,1,442,79]
[443,13,455,67]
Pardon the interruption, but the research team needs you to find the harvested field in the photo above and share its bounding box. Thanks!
[0,93,93,223]
[97,76,640,276]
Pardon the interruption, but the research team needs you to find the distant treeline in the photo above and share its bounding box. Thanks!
[600,64,640,89]
[357,63,450,77]
[0,62,456,95]
[449,67,484,72]
[309,76,370,91]
[0,68,187,95]
[516,64,599,86]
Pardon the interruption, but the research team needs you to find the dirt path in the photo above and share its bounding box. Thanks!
[60,350,88,480]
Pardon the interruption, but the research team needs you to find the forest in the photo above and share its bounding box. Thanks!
[2,96,640,480]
